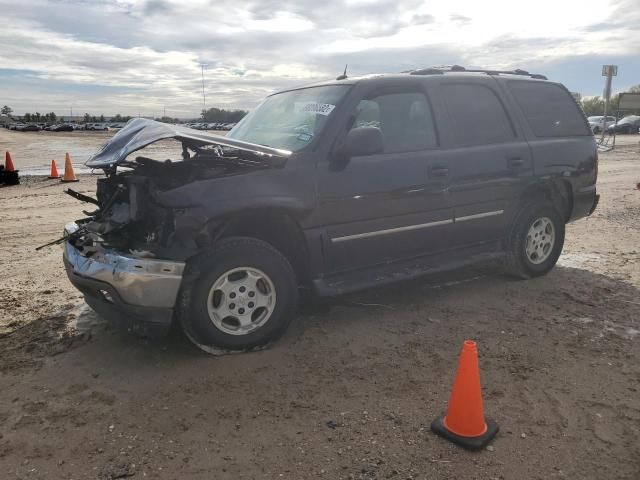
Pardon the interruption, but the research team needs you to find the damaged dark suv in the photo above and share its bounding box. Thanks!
[63,66,599,351]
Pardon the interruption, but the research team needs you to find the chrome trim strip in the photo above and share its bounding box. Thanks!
[331,219,454,243]
[455,210,504,222]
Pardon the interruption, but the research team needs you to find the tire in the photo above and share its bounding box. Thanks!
[179,237,298,350]
[593,126,601,134]
[505,202,565,279]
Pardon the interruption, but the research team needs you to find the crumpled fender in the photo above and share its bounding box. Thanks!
[154,167,315,233]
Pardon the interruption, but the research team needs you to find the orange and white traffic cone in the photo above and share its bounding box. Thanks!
[4,151,20,185]
[430,340,499,450]
[48,159,61,179]
[61,152,79,183]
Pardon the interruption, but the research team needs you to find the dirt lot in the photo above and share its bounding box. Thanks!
[0,139,639,479]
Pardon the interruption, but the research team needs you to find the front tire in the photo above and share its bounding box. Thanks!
[505,202,565,279]
[180,237,298,350]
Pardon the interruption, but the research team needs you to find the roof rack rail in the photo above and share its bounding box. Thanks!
[409,65,547,80]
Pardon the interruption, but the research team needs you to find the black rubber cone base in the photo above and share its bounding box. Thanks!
[430,415,499,450]
[4,171,20,186]
[61,178,79,183]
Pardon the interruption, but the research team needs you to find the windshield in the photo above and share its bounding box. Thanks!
[227,85,350,152]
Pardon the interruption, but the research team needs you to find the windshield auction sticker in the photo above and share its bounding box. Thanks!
[294,102,336,116]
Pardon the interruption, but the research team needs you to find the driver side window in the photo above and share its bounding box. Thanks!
[350,91,438,154]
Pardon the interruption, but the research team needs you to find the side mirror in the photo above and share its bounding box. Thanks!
[345,127,384,157]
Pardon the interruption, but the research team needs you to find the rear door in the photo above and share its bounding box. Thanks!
[433,77,533,247]
[314,81,454,273]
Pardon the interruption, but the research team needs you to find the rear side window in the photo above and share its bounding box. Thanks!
[440,83,515,146]
[507,81,590,137]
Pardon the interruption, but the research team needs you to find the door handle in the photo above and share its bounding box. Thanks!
[508,157,525,168]
[430,166,450,177]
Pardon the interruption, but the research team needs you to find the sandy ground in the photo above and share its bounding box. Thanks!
[0,138,639,479]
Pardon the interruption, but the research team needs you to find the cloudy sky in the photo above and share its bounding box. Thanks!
[1,0,639,118]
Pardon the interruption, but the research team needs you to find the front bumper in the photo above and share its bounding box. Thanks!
[63,224,185,336]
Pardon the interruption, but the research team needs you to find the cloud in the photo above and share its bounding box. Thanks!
[0,0,638,117]
[450,14,471,25]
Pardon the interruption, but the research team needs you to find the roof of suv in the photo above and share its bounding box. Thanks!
[283,66,550,93]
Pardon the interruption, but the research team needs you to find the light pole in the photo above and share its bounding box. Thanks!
[600,65,617,143]
[200,63,208,116]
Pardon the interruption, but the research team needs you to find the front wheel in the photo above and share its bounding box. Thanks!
[505,203,565,279]
[179,237,298,350]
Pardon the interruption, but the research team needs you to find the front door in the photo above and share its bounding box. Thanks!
[314,82,454,274]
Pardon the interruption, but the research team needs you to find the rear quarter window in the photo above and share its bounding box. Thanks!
[507,81,590,137]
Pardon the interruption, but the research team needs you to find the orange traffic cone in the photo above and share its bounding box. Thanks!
[48,159,61,179]
[61,152,79,183]
[5,151,17,172]
[4,151,20,185]
[431,340,499,450]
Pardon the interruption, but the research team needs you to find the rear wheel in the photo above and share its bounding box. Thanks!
[179,237,298,350]
[505,202,565,279]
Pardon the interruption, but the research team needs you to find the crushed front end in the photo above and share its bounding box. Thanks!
[63,221,185,336]
[62,119,290,336]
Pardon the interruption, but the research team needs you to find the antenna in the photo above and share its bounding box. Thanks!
[336,64,348,80]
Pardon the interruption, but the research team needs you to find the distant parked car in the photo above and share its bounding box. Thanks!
[52,124,74,132]
[606,115,640,134]
[12,123,24,130]
[85,123,109,131]
[22,124,41,131]
[587,115,616,134]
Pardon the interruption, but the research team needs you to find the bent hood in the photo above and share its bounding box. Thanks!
[85,118,292,168]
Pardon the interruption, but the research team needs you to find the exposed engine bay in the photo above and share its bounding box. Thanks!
[61,119,292,261]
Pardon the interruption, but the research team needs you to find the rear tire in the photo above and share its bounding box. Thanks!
[179,237,298,350]
[505,202,565,279]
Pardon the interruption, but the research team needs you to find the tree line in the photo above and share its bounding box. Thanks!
[200,107,247,123]
[574,84,640,117]
[1,104,247,124]
[0,106,135,124]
